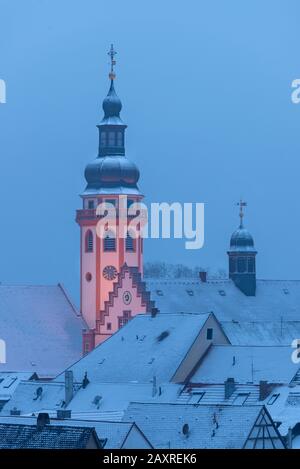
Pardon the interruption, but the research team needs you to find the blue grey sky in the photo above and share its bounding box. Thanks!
[0,0,299,302]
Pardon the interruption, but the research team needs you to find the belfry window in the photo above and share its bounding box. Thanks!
[229,257,237,273]
[108,131,115,146]
[104,231,116,251]
[248,257,255,273]
[237,257,246,273]
[117,131,123,147]
[100,132,106,146]
[85,230,94,253]
[126,231,135,252]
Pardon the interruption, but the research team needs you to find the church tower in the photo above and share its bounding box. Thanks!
[76,46,147,352]
[227,201,257,296]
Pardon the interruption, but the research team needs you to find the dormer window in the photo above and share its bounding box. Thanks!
[88,200,94,209]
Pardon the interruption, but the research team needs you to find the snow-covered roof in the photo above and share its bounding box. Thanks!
[220,320,300,346]
[0,415,150,449]
[0,420,98,449]
[0,381,68,415]
[62,312,212,384]
[122,402,269,449]
[0,284,86,375]
[0,372,34,405]
[0,377,183,419]
[65,382,182,419]
[191,345,299,384]
[146,278,300,345]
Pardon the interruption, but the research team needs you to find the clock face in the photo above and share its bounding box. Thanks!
[123,291,132,305]
[102,265,118,281]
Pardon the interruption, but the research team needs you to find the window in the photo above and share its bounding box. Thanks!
[206,328,213,340]
[84,342,90,353]
[218,289,226,296]
[127,198,134,209]
[100,132,106,146]
[229,257,236,273]
[85,230,93,253]
[119,311,131,329]
[248,257,255,273]
[108,131,115,146]
[85,272,92,282]
[194,392,205,403]
[107,323,112,331]
[88,200,94,209]
[104,231,116,251]
[186,290,194,296]
[126,231,135,252]
[237,257,246,273]
[233,393,249,405]
[267,394,280,405]
[117,131,123,147]
[156,290,164,296]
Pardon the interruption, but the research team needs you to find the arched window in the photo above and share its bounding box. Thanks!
[104,230,116,251]
[85,230,93,253]
[126,231,135,252]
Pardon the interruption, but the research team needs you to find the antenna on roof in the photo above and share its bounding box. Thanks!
[152,375,157,397]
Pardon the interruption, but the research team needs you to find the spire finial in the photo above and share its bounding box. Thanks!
[108,44,117,81]
[236,199,247,228]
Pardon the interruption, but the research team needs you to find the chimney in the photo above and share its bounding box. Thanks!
[224,378,236,399]
[65,370,74,406]
[37,413,50,431]
[199,271,207,283]
[151,307,159,318]
[259,380,269,401]
[57,409,72,420]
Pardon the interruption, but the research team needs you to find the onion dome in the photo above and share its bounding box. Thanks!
[83,45,141,196]
[229,226,255,251]
[102,80,122,118]
[228,200,256,252]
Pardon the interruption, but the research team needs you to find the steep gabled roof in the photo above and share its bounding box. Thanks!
[0,284,86,375]
[62,312,215,384]
[123,402,286,449]
[0,422,99,449]
[146,278,300,345]
[190,345,299,384]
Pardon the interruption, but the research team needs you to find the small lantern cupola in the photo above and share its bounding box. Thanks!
[227,200,257,296]
[98,44,126,157]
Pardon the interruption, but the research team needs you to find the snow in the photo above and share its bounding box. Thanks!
[0,415,150,449]
[0,285,86,375]
[146,278,300,345]
[59,313,211,384]
[122,402,266,449]
[191,345,299,384]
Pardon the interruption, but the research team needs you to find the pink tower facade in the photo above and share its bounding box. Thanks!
[76,48,152,353]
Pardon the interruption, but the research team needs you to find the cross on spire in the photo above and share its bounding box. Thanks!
[237,199,247,228]
[108,44,117,80]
